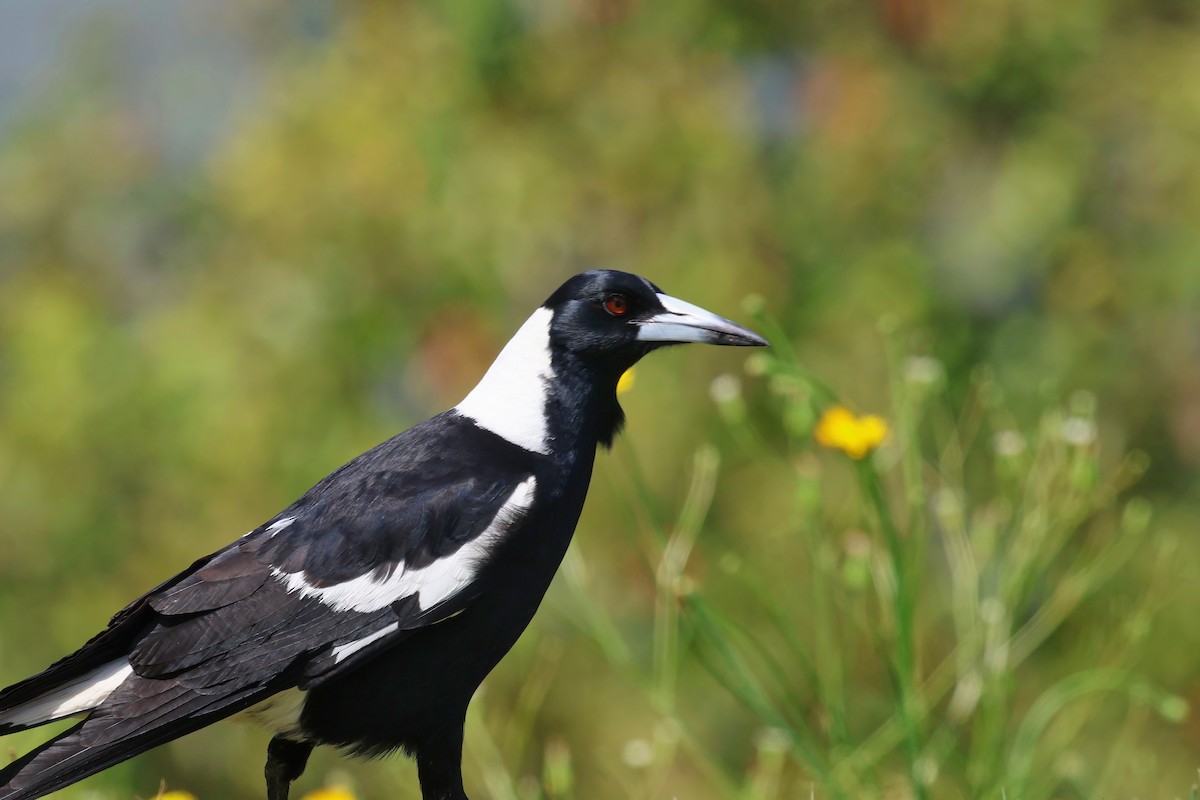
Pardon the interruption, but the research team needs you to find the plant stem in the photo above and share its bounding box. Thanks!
[857,459,927,800]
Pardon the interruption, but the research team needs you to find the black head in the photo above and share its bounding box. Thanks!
[456,270,768,454]
[542,270,768,382]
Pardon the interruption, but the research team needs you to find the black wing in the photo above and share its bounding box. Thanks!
[0,413,540,727]
[0,414,540,799]
[132,413,539,692]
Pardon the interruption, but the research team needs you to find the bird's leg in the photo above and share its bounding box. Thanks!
[416,724,468,800]
[264,736,314,800]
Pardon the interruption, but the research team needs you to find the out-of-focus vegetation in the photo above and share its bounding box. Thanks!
[2,1,1200,797]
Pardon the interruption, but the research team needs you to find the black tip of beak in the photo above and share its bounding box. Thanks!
[717,326,770,348]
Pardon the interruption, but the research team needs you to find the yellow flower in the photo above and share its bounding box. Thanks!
[158,793,198,800]
[301,788,357,800]
[617,367,636,396]
[814,405,889,459]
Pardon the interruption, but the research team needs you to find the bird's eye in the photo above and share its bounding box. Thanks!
[604,294,629,317]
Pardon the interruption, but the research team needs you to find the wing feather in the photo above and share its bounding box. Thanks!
[1,416,540,740]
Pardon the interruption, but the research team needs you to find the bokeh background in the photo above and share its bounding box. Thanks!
[2,1,1199,798]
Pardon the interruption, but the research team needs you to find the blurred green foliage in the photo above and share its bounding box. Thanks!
[2,0,1199,797]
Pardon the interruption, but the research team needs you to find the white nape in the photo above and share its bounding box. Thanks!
[273,476,538,614]
[0,659,134,727]
[454,307,555,454]
[332,622,401,664]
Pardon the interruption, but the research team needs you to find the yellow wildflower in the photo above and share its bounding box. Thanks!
[814,405,889,459]
[617,367,636,396]
[301,788,357,800]
[158,793,199,800]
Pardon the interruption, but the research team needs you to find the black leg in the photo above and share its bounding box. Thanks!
[265,736,314,800]
[416,724,468,800]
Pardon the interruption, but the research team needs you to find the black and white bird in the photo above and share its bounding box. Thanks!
[0,270,767,800]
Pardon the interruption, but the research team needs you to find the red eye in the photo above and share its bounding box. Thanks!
[604,294,629,316]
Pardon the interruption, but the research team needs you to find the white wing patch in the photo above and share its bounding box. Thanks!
[331,622,400,664]
[266,516,296,536]
[241,516,294,541]
[0,659,133,727]
[272,476,538,614]
[454,306,555,454]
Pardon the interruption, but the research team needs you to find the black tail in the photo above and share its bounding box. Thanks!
[1,719,102,800]
[0,707,221,800]
[0,681,269,800]
[1,718,141,800]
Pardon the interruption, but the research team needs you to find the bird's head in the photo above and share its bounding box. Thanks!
[543,270,768,380]
[456,270,768,454]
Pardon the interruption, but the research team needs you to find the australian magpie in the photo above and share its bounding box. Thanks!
[0,270,767,800]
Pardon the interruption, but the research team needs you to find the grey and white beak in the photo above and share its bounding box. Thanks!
[636,294,770,347]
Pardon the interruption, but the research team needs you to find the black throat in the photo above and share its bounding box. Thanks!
[542,347,628,458]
